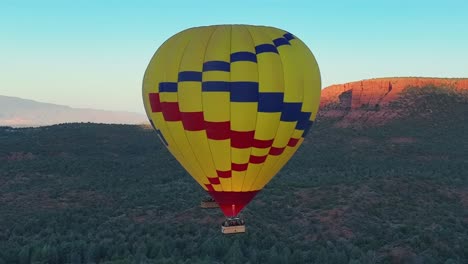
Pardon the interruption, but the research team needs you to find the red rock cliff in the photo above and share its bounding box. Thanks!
[319,77,468,126]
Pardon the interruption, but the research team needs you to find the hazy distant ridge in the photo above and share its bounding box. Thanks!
[0,95,148,127]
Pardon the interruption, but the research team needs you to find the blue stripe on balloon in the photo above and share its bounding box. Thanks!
[283,33,295,40]
[202,81,230,92]
[273,38,290,47]
[295,112,312,130]
[302,121,313,138]
[255,44,278,54]
[280,103,303,121]
[230,52,257,63]
[258,93,284,112]
[158,82,178,92]
[178,71,202,82]
[203,61,230,72]
[230,82,259,102]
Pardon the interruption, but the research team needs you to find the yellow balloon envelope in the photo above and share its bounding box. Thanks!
[142,25,321,217]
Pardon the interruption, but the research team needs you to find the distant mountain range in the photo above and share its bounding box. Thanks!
[0,95,148,127]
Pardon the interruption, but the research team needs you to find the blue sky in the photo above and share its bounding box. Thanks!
[1,0,467,113]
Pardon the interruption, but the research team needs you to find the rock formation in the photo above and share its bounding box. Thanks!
[318,77,468,127]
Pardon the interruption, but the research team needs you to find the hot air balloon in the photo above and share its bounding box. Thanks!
[142,24,321,233]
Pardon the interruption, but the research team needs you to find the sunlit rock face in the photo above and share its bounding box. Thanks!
[319,77,468,127]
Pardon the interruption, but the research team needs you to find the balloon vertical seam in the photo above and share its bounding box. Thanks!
[239,25,260,193]
[201,26,225,192]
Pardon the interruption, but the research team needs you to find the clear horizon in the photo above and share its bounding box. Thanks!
[1,0,467,113]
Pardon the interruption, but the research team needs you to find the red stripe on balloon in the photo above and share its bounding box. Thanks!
[208,190,260,217]
[269,146,285,156]
[232,163,248,171]
[249,155,267,164]
[253,138,274,149]
[160,102,181,121]
[205,121,230,140]
[181,112,205,131]
[205,184,214,191]
[288,138,300,147]
[217,170,232,178]
[208,177,221,185]
[231,130,255,148]
[149,93,162,112]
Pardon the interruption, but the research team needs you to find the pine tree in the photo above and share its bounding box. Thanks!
[267,245,280,264]
[18,246,30,264]
[290,250,303,264]
[135,242,148,264]
[224,240,244,264]
[47,246,59,264]
[279,247,291,264]
[85,243,99,264]
[70,249,82,264]
[248,248,258,264]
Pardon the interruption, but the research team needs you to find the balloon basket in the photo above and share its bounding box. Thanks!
[221,217,246,234]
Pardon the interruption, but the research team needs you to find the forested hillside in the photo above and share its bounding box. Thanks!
[0,86,467,263]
